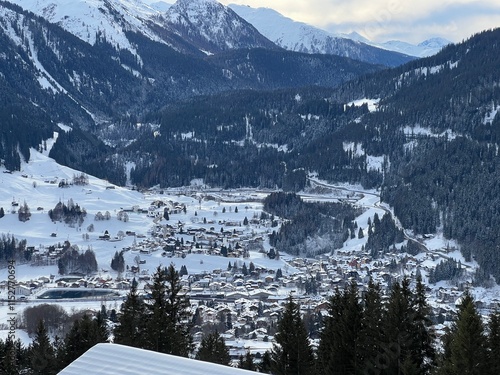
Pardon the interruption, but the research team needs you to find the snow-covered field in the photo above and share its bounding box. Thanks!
[0,145,295,343]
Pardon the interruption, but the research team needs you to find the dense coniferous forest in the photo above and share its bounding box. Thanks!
[365,213,405,257]
[128,88,375,189]
[264,192,363,257]
[0,0,381,175]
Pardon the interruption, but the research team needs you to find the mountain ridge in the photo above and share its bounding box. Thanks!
[228,4,415,66]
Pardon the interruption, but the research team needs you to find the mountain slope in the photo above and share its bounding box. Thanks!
[119,28,500,281]
[9,0,165,52]
[13,0,278,56]
[229,4,414,67]
[0,0,383,173]
[332,28,500,281]
[164,0,277,54]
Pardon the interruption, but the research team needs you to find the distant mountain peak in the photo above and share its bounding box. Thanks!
[229,4,413,66]
[377,37,451,57]
[418,37,451,48]
[165,0,277,53]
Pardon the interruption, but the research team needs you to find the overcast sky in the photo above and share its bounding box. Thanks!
[219,0,500,43]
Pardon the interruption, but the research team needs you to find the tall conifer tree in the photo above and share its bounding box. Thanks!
[317,282,363,374]
[410,274,436,374]
[383,278,415,375]
[438,290,487,375]
[195,331,230,366]
[59,314,107,369]
[29,320,57,375]
[487,310,500,375]
[271,295,315,375]
[144,264,192,356]
[114,284,146,348]
[359,279,385,375]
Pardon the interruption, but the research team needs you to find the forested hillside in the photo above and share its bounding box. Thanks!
[128,88,378,189]
[122,28,500,281]
[355,29,500,281]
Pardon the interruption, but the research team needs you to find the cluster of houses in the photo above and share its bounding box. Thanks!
[4,193,498,354]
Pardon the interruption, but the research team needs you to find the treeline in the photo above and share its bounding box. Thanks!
[428,258,464,284]
[49,127,127,186]
[264,192,363,256]
[0,308,108,374]
[326,28,500,282]
[57,245,97,275]
[0,234,31,264]
[272,278,500,375]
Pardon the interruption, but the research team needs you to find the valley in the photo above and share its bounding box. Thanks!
[1,146,498,359]
[0,0,500,372]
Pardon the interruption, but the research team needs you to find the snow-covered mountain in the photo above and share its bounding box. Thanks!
[229,4,449,59]
[378,37,451,58]
[164,0,277,54]
[149,1,172,12]
[8,0,422,65]
[229,4,414,66]
[341,32,450,57]
[10,0,277,56]
[9,0,167,54]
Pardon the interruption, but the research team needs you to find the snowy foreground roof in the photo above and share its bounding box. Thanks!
[58,343,257,375]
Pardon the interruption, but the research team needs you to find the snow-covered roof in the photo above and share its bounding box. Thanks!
[58,343,257,375]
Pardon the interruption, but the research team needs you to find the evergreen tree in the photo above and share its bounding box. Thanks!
[143,266,171,353]
[110,251,125,273]
[144,265,193,356]
[271,295,315,375]
[382,278,415,375]
[259,351,272,374]
[487,310,500,375]
[29,319,57,375]
[1,337,24,375]
[242,262,248,276]
[317,282,363,374]
[275,268,283,279]
[238,351,256,371]
[18,201,31,222]
[195,331,230,366]
[438,290,487,375]
[59,314,107,369]
[410,274,436,374]
[164,263,193,356]
[179,264,188,276]
[359,279,386,375]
